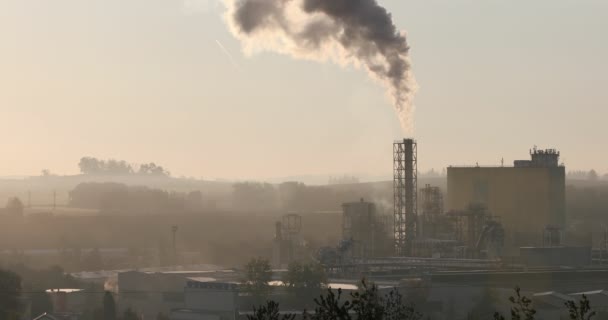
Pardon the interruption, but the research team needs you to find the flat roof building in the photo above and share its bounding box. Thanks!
[447,148,565,252]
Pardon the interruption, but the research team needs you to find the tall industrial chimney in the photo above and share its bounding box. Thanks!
[394,139,417,256]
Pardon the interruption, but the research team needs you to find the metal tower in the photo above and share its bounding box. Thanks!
[394,139,417,256]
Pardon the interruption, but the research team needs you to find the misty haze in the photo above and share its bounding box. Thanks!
[1,1,607,320]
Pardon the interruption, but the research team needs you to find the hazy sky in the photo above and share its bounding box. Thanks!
[1,0,606,180]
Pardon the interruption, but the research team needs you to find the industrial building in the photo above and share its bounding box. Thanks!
[55,140,596,320]
[447,148,566,252]
[341,199,392,259]
[118,270,238,319]
[316,142,574,264]
[272,214,307,268]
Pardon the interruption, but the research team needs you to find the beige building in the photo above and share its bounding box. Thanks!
[447,149,565,250]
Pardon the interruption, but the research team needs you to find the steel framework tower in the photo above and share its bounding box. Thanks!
[394,139,417,256]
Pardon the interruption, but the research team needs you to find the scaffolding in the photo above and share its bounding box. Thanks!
[394,139,417,256]
[342,199,393,259]
[272,214,304,268]
[282,214,302,239]
[448,204,504,258]
[420,184,443,238]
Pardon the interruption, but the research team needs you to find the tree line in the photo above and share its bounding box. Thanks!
[247,279,597,320]
[78,157,170,177]
[66,180,388,214]
[567,170,608,181]
[69,182,204,213]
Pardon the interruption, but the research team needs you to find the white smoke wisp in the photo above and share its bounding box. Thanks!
[222,0,418,133]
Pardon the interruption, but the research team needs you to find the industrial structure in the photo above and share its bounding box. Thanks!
[320,142,572,270]
[447,147,566,253]
[341,199,392,259]
[393,139,417,256]
[272,214,306,268]
[447,203,505,258]
[22,136,606,320]
[419,184,443,239]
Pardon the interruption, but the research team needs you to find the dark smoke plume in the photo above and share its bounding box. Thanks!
[223,0,417,132]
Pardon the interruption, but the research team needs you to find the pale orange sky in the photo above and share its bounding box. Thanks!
[0,0,607,180]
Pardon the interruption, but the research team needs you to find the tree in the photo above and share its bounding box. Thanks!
[121,308,139,320]
[5,197,24,216]
[310,280,421,320]
[313,288,352,320]
[589,170,599,181]
[468,287,501,320]
[0,269,22,320]
[78,157,135,175]
[156,313,171,320]
[12,264,81,295]
[138,163,169,176]
[243,258,273,303]
[382,287,421,320]
[283,261,327,305]
[68,182,191,214]
[82,248,104,271]
[30,291,53,317]
[350,280,384,320]
[566,295,596,320]
[568,171,589,180]
[105,159,133,175]
[495,287,598,320]
[103,291,117,320]
[233,182,278,212]
[493,287,536,320]
[247,301,295,320]
[247,279,424,320]
[79,157,104,175]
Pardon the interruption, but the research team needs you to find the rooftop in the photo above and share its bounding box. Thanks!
[45,289,83,293]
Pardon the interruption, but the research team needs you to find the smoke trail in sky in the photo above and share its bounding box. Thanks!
[223,0,417,133]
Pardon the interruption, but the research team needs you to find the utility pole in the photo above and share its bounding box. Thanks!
[172,225,178,267]
[599,225,607,266]
[53,190,56,211]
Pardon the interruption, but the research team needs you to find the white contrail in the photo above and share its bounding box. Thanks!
[215,39,240,69]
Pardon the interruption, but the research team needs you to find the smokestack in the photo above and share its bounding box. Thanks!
[223,0,417,133]
[394,138,417,255]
